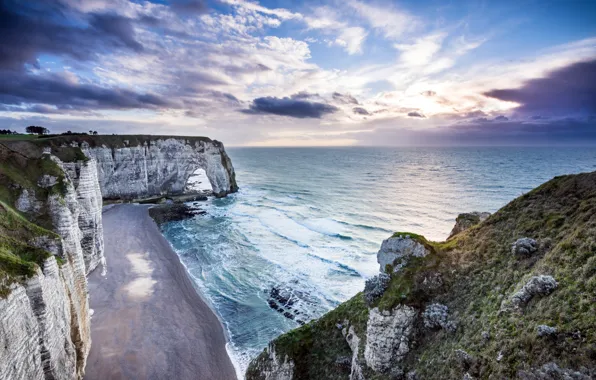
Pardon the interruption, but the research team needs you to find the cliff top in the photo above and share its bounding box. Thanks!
[1,134,220,161]
[247,171,596,379]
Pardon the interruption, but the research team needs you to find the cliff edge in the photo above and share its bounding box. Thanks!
[0,135,238,380]
[246,171,596,380]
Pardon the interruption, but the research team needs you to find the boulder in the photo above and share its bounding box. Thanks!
[512,238,538,257]
[508,275,558,310]
[364,273,391,306]
[448,212,490,238]
[423,303,457,332]
[378,234,430,273]
[364,306,418,372]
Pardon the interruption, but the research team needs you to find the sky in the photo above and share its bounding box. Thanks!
[0,0,595,146]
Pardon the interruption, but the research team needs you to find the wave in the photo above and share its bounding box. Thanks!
[332,218,393,233]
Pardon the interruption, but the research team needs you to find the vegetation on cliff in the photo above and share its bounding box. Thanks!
[247,171,596,379]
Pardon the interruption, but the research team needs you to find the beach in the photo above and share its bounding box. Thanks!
[85,204,237,380]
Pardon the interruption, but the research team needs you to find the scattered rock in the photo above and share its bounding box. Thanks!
[364,306,418,372]
[377,235,431,273]
[406,370,419,380]
[267,285,317,325]
[148,204,205,224]
[421,272,444,292]
[364,273,391,306]
[481,331,490,341]
[455,349,474,370]
[449,212,490,238]
[423,303,457,332]
[518,362,592,380]
[462,373,474,380]
[496,351,503,362]
[508,275,558,309]
[512,238,538,257]
[37,175,58,188]
[537,325,557,337]
[335,356,351,368]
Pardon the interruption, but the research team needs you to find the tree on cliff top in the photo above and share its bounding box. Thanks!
[25,126,49,135]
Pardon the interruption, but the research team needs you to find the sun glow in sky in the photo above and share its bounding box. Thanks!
[1,0,595,146]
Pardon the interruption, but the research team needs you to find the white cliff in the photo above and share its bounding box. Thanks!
[0,153,95,380]
[73,137,237,199]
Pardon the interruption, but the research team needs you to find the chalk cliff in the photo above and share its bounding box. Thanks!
[46,135,238,199]
[246,172,596,380]
[0,135,237,380]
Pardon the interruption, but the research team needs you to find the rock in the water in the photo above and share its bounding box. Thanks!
[364,273,391,306]
[512,238,538,257]
[423,303,457,332]
[377,235,430,273]
[508,275,558,309]
[449,212,490,238]
[537,325,557,337]
[148,204,205,225]
[364,306,418,372]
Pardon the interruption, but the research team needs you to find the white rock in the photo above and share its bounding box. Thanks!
[364,306,418,372]
[377,235,430,273]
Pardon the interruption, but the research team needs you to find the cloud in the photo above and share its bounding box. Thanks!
[395,33,446,67]
[0,71,178,112]
[243,96,338,118]
[484,59,596,117]
[407,111,425,118]
[0,0,144,70]
[304,7,367,55]
[353,107,370,115]
[332,92,359,105]
[347,0,419,40]
[170,0,208,14]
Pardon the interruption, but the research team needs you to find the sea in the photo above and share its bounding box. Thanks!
[159,147,596,378]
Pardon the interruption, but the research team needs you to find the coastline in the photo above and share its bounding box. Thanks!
[85,204,237,380]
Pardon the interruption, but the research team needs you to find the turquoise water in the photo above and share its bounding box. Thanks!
[160,147,596,376]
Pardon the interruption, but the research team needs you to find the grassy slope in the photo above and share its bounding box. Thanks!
[247,172,596,379]
[0,201,59,298]
[0,142,68,298]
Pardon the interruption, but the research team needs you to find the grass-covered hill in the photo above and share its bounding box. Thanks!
[247,171,596,379]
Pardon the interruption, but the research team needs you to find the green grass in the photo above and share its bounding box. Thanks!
[247,171,596,379]
[0,201,59,298]
[0,134,39,140]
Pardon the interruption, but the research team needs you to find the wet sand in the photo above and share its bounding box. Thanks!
[85,204,237,380]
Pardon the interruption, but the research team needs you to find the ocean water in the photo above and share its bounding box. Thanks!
[160,147,596,377]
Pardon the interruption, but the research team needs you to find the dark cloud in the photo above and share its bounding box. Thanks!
[494,115,509,121]
[332,92,359,105]
[290,92,319,100]
[354,117,596,146]
[353,107,370,115]
[243,96,338,118]
[421,90,436,97]
[407,112,425,118]
[484,59,596,116]
[0,71,178,112]
[170,0,209,14]
[0,0,144,70]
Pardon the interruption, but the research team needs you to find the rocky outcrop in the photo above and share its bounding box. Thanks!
[507,275,558,310]
[1,135,238,380]
[74,137,237,199]
[245,345,295,380]
[448,212,490,238]
[364,306,417,372]
[511,237,538,257]
[0,155,94,379]
[246,171,596,380]
[377,234,430,273]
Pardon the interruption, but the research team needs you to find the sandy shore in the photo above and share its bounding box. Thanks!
[85,204,237,380]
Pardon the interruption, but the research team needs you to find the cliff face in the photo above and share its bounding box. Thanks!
[247,172,596,380]
[50,135,238,199]
[0,148,96,379]
[0,135,238,380]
